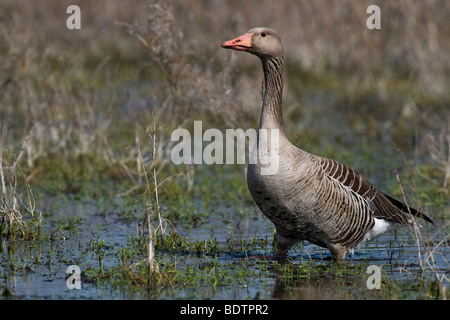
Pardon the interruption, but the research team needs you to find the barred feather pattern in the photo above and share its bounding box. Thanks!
[319,157,431,224]
[317,157,403,247]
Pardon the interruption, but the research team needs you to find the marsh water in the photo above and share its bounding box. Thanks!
[1,183,448,300]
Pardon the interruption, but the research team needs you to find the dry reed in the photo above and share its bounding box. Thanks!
[0,133,42,239]
[395,170,448,300]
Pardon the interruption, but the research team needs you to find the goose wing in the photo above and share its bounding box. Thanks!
[319,158,433,224]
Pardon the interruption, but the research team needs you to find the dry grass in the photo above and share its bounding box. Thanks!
[0,135,42,239]
[395,159,449,299]
[2,1,449,167]
[0,0,447,226]
[424,121,450,192]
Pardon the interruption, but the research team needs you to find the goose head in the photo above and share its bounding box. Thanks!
[221,27,284,59]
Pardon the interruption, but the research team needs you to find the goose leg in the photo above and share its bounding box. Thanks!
[326,243,347,262]
[244,234,291,261]
[269,248,287,260]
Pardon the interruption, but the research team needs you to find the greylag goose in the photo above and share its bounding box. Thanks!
[221,27,433,261]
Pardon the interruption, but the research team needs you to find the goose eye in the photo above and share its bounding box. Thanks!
[261,32,267,37]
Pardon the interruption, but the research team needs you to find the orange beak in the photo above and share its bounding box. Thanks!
[221,32,252,51]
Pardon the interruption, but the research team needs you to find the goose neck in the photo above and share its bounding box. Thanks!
[260,57,284,131]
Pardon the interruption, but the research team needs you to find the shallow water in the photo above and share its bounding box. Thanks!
[1,193,447,300]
